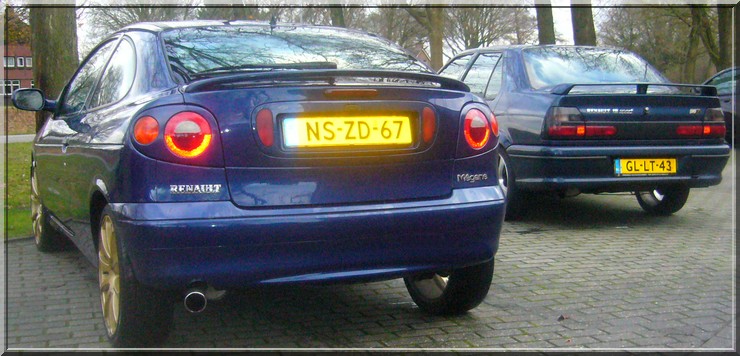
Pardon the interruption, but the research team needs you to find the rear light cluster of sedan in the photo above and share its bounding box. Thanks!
[676,108,726,138]
[133,111,213,158]
[546,107,727,140]
[545,107,617,139]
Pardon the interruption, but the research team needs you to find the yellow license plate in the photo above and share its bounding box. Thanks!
[282,116,413,148]
[615,158,677,175]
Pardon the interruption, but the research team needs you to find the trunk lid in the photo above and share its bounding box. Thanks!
[548,83,724,141]
[182,72,469,208]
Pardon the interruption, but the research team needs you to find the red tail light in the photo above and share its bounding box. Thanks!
[256,109,274,147]
[585,125,617,136]
[545,107,616,138]
[464,109,491,149]
[677,124,726,138]
[490,113,499,137]
[676,125,703,136]
[704,124,726,138]
[422,107,436,143]
[133,116,159,145]
[549,125,586,137]
[164,112,212,158]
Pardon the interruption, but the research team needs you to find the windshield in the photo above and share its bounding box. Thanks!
[522,47,666,90]
[162,25,431,79]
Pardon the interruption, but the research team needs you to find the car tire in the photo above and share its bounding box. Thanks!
[31,167,68,252]
[98,206,173,347]
[404,259,494,316]
[635,186,690,216]
[497,149,529,220]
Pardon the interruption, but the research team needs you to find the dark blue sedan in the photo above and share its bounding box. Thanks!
[440,45,730,220]
[13,21,505,347]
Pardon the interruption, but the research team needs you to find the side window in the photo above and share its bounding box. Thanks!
[484,58,504,100]
[462,53,501,96]
[59,40,117,116]
[89,39,137,108]
[438,54,473,79]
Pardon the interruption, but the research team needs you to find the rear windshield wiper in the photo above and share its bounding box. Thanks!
[192,61,338,77]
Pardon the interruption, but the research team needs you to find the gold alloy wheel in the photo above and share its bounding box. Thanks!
[412,273,450,299]
[30,173,43,246]
[98,215,121,337]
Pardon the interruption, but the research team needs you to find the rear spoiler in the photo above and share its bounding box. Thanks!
[550,83,718,96]
[183,70,470,93]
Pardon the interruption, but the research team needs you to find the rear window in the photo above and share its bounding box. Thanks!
[522,47,666,90]
[163,25,431,78]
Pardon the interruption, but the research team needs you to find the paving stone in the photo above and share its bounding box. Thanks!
[4,153,734,350]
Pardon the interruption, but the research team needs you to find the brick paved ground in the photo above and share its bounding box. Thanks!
[4,153,735,351]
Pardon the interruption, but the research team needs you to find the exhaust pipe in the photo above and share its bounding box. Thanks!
[184,288,207,313]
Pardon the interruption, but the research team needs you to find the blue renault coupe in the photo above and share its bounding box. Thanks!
[12,21,505,346]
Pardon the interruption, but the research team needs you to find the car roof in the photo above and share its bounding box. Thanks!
[711,67,739,77]
[120,20,228,32]
[452,44,632,57]
[702,66,739,84]
[118,20,380,37]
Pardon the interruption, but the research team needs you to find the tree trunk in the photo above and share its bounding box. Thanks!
[683,17,700,83]
[691,6,721,71]
[535,0,556,44]
[405,7,445,71]
[717,5,732,69]
[330,7,345,28]
[571,1,597,45]
[428,8,444,71]
[29,7,79,132]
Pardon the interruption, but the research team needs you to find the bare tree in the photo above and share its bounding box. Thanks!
[535,0,556,44]
[196,5,261,21]
[684,8,702,83]
[29,7,79,131]
[506,7,537,45]
[329,7,346,27]
[83,2,199,45]
[277,6,366,28]
[5,7,31,44]
[599,7,717,83]
[716,5,731,70]
[444,7,512,54]
[690,6,717,70]
[571,0,597,45]
[443,7,536,55]
[405,7,445,70]
[362,7,426,53]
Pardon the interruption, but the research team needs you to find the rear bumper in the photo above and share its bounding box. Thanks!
[111,186,505,290]
[508,144,730,193]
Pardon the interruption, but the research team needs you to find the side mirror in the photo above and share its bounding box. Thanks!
[12,88,55,112]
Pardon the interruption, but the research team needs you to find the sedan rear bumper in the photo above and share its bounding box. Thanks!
[110,186,505,290]
[508,144,730,193]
